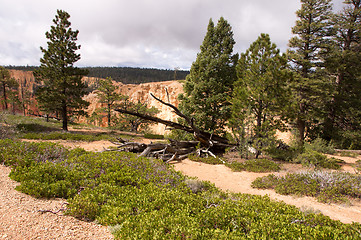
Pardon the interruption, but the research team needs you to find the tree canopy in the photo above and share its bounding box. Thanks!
[231,33,290,157]
[34,10,89,131]
[178,17,238,135]
[287,0,334,143]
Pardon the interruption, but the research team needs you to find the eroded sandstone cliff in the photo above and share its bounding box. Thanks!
[9,70,183,134]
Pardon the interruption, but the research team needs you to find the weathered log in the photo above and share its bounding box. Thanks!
[112,92,238,161]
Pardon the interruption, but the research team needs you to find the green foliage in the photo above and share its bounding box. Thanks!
[231,33,290,158]
[164,129,195,141]
[294,150,343,170]
[226,159,281,173]
[21,131,118,142]
[34,10,89,131]
[178,17,238,135]
[337,151,359,158]
[253,171,361,204]
[115,98,159,133]
[0,112,17,139]
[86,67,189,84]
[266,144,300,162]
[322,1,361,146]
[0,66,19,111]
[16,123,58,133]
[287,0,334,143]
[188,154,224,165]
[143,133,164,139]
[94,77,125,127]
[355,160,361,173]
[304,138,335,155]
[2,139,361,238]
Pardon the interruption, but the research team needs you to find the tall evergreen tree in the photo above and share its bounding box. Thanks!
[95,77,125,127]
[231,34,290,157]
[178,17,238,135]
[34,10,89,131]
[323,0,361,147]
[287,0,334,143]
[0,67,18,111]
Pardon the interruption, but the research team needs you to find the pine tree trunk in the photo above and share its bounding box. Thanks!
[62,101,68,131]
[296,118,305,145]
[2,83,7,110]
[107,104,111,127]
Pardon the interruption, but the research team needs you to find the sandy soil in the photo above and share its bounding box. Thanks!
[0,164,114,240]
[1,139,361,240]
[172,159,361,224]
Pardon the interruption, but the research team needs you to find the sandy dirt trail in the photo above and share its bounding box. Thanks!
[173,159,361,224]
[2,138,361,239]
[0,164,114,240]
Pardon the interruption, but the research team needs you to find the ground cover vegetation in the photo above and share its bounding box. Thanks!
[1,139,361,239]
[252,171,361,204]
[1,1,361,238]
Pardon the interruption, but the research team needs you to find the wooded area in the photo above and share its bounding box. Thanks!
[5,66,189,84]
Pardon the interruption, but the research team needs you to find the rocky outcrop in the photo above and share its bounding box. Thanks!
[9,70,184,134]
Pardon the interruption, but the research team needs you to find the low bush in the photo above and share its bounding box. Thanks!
[21,131,118,142]
[337,151,359,158]
[252,171,361,203]
[304,138,335,155]
[188,154,225,165]
[226,158,280,173]
[143,133,164,139]
[2,139,361,239]
[355,160,361,173]
[294,150,343,169]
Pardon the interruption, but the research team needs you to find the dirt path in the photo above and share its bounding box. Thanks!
[0,164,114,240]
[2,138,360,239]
[173,159,361,224]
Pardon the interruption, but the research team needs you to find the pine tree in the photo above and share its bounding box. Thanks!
[0,67,18,111]
[287,0,334,143]
[34,10,89,131]
[231,34,290,157]
[323,0,361,147]
[95,77,125,127]
[178,17,238,135]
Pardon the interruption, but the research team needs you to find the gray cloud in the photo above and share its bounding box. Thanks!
[0,0,345,69]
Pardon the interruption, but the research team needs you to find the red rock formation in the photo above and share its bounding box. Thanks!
[8,70,183,134]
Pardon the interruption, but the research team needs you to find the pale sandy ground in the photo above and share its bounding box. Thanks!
[0,164,114,240]
[1,139,361,240]
[172,158,361,225]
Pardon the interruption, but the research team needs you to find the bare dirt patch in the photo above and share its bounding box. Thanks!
[3,135,361,239]
[0,164,113,240]
[173,159,361,224]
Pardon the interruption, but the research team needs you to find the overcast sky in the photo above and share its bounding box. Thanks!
[0,0,344,70]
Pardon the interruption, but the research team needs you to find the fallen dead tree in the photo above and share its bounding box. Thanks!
[110,93,236,162]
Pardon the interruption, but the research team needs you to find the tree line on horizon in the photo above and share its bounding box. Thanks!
[1,0,361,153]
[5,66,190,84]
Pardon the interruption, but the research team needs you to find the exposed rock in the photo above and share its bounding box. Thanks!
[9,70,183,134]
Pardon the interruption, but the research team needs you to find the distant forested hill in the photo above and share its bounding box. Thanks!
[5,66,189,84]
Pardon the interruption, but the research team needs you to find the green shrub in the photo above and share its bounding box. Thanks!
[226,159,280,173]
[251,174,279,189]
[143,133,164,139]
[188,154,224,165]
[3,139,361,239]
[16,123,58,133]
[304,138,335,154]
[266,143,300,162]
[294,150,342,169]
[21,131,118,142]
[252,171,361,204]
[337,151,359,158]
[356,160,361,173]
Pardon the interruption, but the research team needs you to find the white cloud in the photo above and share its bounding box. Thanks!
[0,0,345,69]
